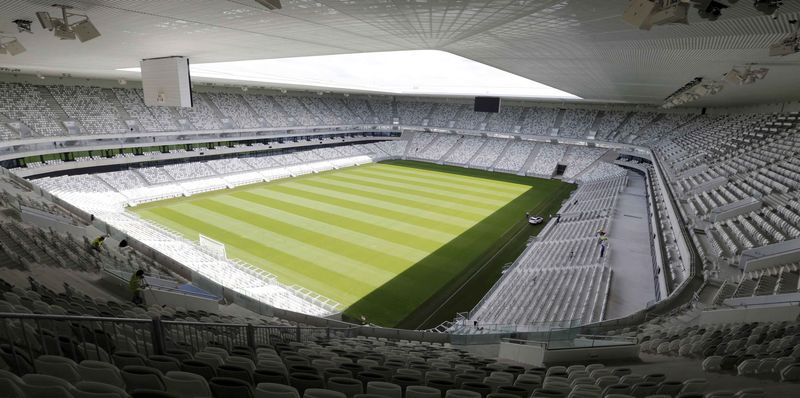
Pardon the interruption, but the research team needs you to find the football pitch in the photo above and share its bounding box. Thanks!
[132,160,574,327]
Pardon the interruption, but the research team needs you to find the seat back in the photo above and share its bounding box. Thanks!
[405,385,441,398]
[163,371,212,398]
[78,360,125,388]
[21,373,76,398]
[304,388,347,398]
[74,381,129,398]
[254,382,300,398]
[209,377,253,398]
[149,356,182,374]
[122,366,166,393]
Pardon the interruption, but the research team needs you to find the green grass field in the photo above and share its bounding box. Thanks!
[132,160,574,327]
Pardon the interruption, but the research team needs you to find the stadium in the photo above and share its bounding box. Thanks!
[0,0,799,397]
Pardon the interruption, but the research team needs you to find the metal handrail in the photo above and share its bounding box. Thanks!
[0,312,151,323]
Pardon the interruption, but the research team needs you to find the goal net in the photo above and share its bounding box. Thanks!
[198,234,227,260]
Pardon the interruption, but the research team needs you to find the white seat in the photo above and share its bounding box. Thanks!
[164,371,212,398]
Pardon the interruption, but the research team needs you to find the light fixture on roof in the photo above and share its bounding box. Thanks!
[241,86,248,92]
[12,19,33,33]
[37,4,101,42]
[662,77,718,108]
[695,0,729,21]
[769,19,799,56]
[753,0,783,16]
[0,35,26,56]
[723,65,769,85]
[254,0,282,10]
[623,0,690,30]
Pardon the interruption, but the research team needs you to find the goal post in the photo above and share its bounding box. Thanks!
[198,234,227,260]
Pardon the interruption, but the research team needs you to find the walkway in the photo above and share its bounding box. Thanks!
[605,171,657,319]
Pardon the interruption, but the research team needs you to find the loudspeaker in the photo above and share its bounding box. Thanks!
[72,19,101,42]
[141,56,193,108]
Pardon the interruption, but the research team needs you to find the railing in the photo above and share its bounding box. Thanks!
[0,312,364,375]
[500,333,637,351]
[0,310,453,375]
[103,268,221,302]
[447,320,582,345]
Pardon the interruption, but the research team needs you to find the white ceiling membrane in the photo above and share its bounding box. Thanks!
[1,0,799,106]
[121,50,580,99]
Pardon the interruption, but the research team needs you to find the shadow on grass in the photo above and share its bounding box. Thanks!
[343,160,575,328]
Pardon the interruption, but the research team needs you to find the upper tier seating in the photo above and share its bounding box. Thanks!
[174,95,223,130]
[320,98,363,124]
[484,106,523,133]
[367,99,393,124]
[0,122,17,141]
[610,112,657,143]
[208,93,262,129]
[0,81,709,149]
[0,83,66,137]
[520,107,557,136]
[428,104,461,128]
[48,85,128,135]
[276,96,322,126]
[453,105,487,130]
[397,102,433,126]
[112,88,178,132]
[242,94,294,127]
[343,98,376,123]
[559,109,597,138]
[593,111,628,140]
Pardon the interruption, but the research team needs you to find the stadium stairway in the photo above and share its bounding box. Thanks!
[488,140,513,171]
[519,144,544,176]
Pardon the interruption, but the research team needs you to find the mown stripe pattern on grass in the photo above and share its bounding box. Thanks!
[132,161,565,326]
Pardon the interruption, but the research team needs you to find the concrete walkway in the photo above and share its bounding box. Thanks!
[605,171,657,319]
